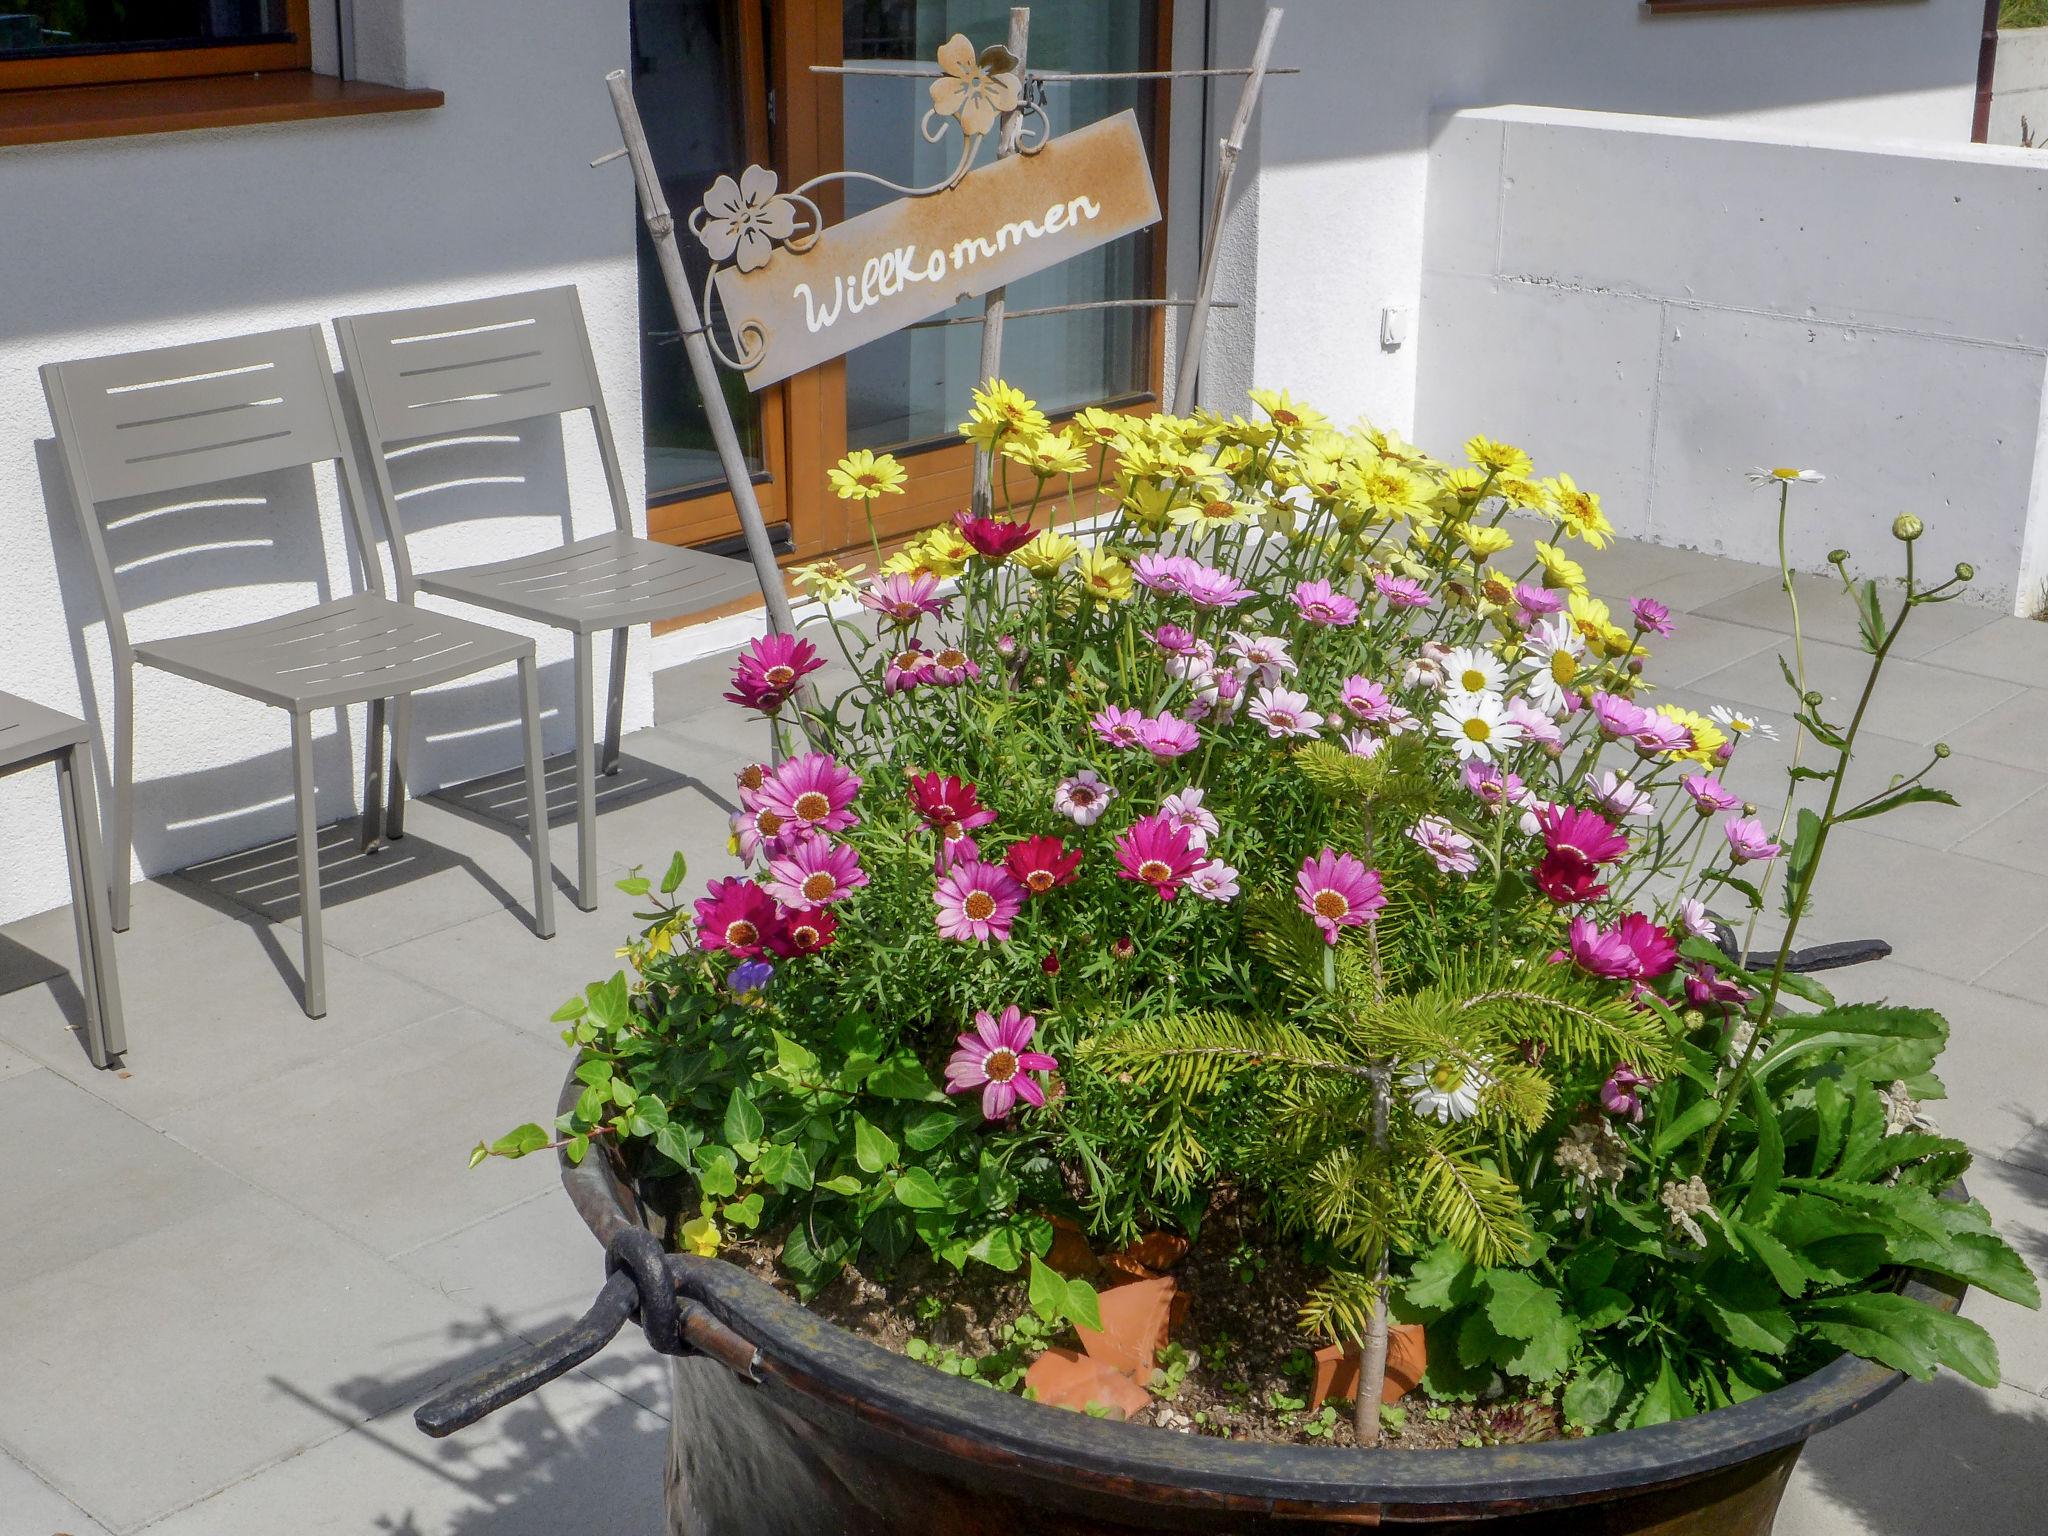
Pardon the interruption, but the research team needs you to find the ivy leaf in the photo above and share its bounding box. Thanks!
[723,1088,764,1155]
[721,1192,764,1229]
[585,972,632,1031]
[853,1114,898,1174]
[757,1140,814,1192]
[817,1174,864,1197]
[1027,1253,1068,1322]
[551,994,588,1023]
[868,1053,943,1100]
[488,1123,550,1160]
[1562,1365,1626,1430]
[652,1121,701,1169]
[1063,1275,1104,1333]
[693,1143,739,1198]
[773,1031,822,1078]
[967,1226,1024,1272]
[864,1206,915,1267]
[659,850,689,894]
[892,1167,947,1210]
[901,1105,962,1151]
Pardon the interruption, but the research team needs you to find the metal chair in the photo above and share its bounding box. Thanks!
[333,286,760,910]
[43,326,556,1019]
[0,691,126,1067]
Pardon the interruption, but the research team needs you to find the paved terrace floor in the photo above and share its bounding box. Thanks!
[1,535,2045,1535]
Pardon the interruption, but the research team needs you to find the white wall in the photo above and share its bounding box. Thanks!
[1190,0,1986,430]
[1415,105,2048,615]
[1990,28,2048,145]
[0,0,642,925]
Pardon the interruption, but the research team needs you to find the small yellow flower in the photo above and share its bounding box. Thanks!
[958,379,1048,448]
[1496,475,1552,513]
[827,449,906,501]
[1169,493,1257,532]
[1478,570,1518,610]
[1440,467,1492,506]
[1544,473,1614,549]
[1534,540,1589,595]
[1014,528,1078,576]
[1076,547,1132,601]
[1344,459,1436,523]
[1656,703,1729,767]
[1458,522,1516,561]
[1293,448,1348,502]
[1248,387,1330,439]
[1258,500,1300,538]
[680,1215,722,1257]
[1068,405,1128,448]
[916,524,973,578]
[790,558,864,602]
[1000,430,1091,478]
[1353,421,1432,467]
[1465,435,1534,478]
[1566,591,1615,649]
[1119,477,1181,531]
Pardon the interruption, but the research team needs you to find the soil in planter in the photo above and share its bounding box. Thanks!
[720,1195,1567,1452]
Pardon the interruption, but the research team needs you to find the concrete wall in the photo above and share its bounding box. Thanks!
[1415,106,2048,615]
[1990,27,2048,145]
[1193,0,1987,431]
[0,0,642,925]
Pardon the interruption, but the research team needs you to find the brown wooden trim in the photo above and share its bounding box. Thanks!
[1644,0,1920,14]
[0,70,442,147]
[1972,0,2000,144]
[0,0,312,90]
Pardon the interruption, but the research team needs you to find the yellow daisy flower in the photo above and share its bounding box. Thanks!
[1439,467,1493,507]
[1120,477,1181,532]
[1544,473,1614,549]
[1534,540,1589,595]
[1248,388,1330,439]
[1458,522,1516,561]
[1068,406,1128,448]
[1170,493,1258,532]
[1344,459,1436,523]
[1014,529,1078,576]
[1000,430,1091,479]
[958,379,1049,448]
[1076,547,1133,602]
[1566,591,1614,649]
[790,558,865,602]
[827,449,907,501]
[1496,475,1552,514]
[1465,435,1534,478]
[1656,703,1729,767]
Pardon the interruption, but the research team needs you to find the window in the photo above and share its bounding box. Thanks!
[0,1,312,90]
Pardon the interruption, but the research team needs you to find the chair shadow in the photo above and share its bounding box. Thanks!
[181,817,526,927]
[428,748,700,835]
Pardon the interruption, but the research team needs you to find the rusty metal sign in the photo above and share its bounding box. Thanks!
[686,34,1161,391]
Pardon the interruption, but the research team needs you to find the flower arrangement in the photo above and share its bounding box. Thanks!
[485,386,2036,1445]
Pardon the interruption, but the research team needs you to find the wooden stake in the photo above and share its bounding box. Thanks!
[1171,6,1283,416]
[969,6,1032,518]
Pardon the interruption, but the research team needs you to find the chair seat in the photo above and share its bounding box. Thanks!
[133,593,533,712]
[416,532,761,635]
[0,689,90,773]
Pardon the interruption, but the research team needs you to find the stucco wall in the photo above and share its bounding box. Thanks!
[1415,105,2048,615]
[0,0,642,925]
[1990,27,2048,145]
[1193,0,1986,429]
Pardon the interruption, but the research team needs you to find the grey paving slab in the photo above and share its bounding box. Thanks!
[0,1036,39,1082]
[0,1191,470,1533]
[1954,782,2048,876]
[0,916,449,1122]
[135,1366,667,1536]
[1777,1375,2048,1536]
[157,1008,569,1259]
[1919,614,2048,688]
[0,1447,114,1536]
[1975,942,2048,1018]
[1630,546,1783,614]
[1563,531,1706,599]
[1690,635,2026,749]
[1944,688,2048,772]
[0,1071,243,1296]
[1636,612,1785,689]
[1700,570,2003,659]
[1825,959,2048,1173]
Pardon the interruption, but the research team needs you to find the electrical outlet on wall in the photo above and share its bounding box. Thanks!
[1380,307,1409,350]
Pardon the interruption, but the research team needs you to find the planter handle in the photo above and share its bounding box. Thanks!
[413,1229,762,1438]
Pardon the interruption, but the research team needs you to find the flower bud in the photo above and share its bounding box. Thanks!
[1892,513,1924,542]
[1827,549,1851,566]
[1743,802,1759,817]
[1955,563,1974,582]
[1934,742,1952,759]
[1803,691,1824,709]
[1041,949,1061,976]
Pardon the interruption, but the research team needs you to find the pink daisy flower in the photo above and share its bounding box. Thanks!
[1339,675,1396,726]
[933,860,1026,942]
[693,877,784,959]
[724,633,825,713]
[883,642,936,694]
[1600,1062,1653,1122]
[1291,579,1360,627]
[927,645,982,687]
[1053,770,1117,826]
[1629,713,1692,756]
[1003,834,1083,896]
[933,826,981,873]
[1186,859,1241,902]
[1152,623,1199,656]
[1515,582,1566,616]
[763,832,868,910]
[1463,759,1527,811]
[1585,770,1655,821]
[1137,712,1201,759]
[1114,813,1204,900]
[1189,667,1244,724]
[1160,786,1219,847]
[1164,639,1217,683]
[1295,849,1387,944]
[1133,552,1198,595]
[1225,632,1296,688]
[1339,728,1384,760]
[1248,685,1324,739]
[1590,692,1648,740]
[1681,773,1742,814]
[758,753,861,834]
[1181,565,1255,610]
[1568,913,1678,981]
[908,772,996,834]
[1091,705,1146,749]
[1409,815,1479,876]
[858,571,949,626]
[1373,571,1432,609]
[1724,815,1782,863]
[729,805,797,867]
[944,1006,1058,1121]
[1507,696,1564,749]
[1629,597,1675,637]
[1676,896,1716,939]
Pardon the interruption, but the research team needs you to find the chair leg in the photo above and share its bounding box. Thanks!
[66,748,127,1063]
[55,747,123,1068]
[359,697,388,855]
[517,654,557,940]
[290,711,327,1019]
[573,631,599,912]
[111,665,134,932]
[387,692,413,840]
[602,626,628,777]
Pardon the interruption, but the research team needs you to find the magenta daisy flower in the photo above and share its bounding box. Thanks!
[1339,675,1396,725]
[944,1006,1058,1121]
[1515,582,1566,616]
[1600,1062,1653,1122]
[1090,705,1146,749]
[1181,565,1255,610]
[858,571,949,626]
[1248,685,1324,739]
[763,832,868,910]
[1629,597,1674,637]
[768,907,838,957]
[908,772,996,835]
[1590,692,1649,741]
[927,645,982,687]
[1152,623,1199,656]
[1295,849,1386,944]
[883,642,936,694]
[693,877,784,959]
[1113,813,1203,900]
[1409,815,1479,876]
[1723,815,1782,863]
[724,632,825,712]
[1003,834,1082,896]
[758,753,861,834]
[1568,913,1678,981]
[1681,773,1741,814]
[1629,713,1692,756]
[1373,572,1432,609]
[1053,769,1117,826]
[952,511,1036,560]
[1137,712,1201,759]
[1133,552,1198,595]
[933,860,1026,942]
[1291,579,1359,627]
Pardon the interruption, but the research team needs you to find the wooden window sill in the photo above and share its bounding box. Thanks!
[0,71,443,149]
[1645,0,1917,13]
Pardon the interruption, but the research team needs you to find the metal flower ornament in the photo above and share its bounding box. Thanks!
[686,32,1049,372]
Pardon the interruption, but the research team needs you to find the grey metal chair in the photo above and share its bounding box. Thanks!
[42,325,556,1019]
[333,286,760,910]
[0,691,126,1067]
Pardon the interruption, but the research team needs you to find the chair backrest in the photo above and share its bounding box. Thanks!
[334,286,634,595]
[42,325,386,660]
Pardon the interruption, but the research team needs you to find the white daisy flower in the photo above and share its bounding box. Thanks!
[1517,616,1586,717]
[1225,632,1296,689]
[1745,467,1826,485]
[1186,859,1240,902]
[1442,645,1508,699]
[1710,705,1778,743]
[1584,769,1655,821]
[1161,786,1219,848]
[1432,689,1523,763]
[1249,685,1325,739]
[1401,1057,1493,1124]
[1676,896,1715,940]
[1053,770,1118,827]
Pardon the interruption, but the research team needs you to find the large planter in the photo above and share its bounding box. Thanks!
[555,1072,1965,1534]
